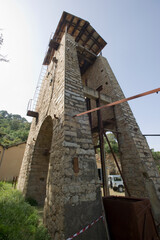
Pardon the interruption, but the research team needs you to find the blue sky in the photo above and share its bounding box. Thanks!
[0,0,160,150]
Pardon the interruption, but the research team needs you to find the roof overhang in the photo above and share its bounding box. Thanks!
[43,11,107,72]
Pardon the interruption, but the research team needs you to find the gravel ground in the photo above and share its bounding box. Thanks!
[109,188,125,197]
[101,187,125,197]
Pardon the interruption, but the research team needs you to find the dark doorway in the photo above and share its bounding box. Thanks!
[27,116,53,206]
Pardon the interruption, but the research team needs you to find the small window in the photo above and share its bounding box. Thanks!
[114,177,122,181]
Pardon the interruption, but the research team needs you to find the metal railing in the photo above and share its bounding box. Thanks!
[27,32,54,114]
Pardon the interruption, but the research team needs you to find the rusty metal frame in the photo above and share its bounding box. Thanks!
[73,87,160,118]
[143,134,160,136]
[83,87,160,198]
[83,87,160,197]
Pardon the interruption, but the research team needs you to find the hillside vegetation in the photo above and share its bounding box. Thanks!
[0,110,30,147]
[0,182,51,240]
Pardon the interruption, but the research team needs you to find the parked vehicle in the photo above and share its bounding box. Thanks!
[108,175,124,192]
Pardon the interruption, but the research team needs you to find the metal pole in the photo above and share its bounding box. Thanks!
[143,134,160,137]
[73,87,160,118]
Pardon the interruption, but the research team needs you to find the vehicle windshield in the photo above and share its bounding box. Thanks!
[113,177,122,181]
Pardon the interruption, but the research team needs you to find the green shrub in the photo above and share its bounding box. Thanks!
[0,182,51,240]
[0,182,3,189]
[35,226,51,240]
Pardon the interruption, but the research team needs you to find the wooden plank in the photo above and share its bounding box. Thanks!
[83,86,112,103]
[27,110,38,119]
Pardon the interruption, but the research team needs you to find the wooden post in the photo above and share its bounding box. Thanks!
[96,86,108,196]
[85,97,92,129]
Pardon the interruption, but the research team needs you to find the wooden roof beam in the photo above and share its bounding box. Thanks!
[89,35,101,52]
[27,110,39,119]
[77,44,97,58]
[71,19,81,35]
[78,54,94,64]
[83,86,112,104]
[75,22,89,42]
[91,119,115,133]
[66,16,75,32]
[82,29,95,46]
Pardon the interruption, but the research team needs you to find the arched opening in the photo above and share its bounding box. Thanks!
[104,131,124,196]
[27,116,53,206]
[94,131,124,197]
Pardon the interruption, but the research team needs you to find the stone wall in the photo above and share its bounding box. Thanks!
[82,56,160,222]
[96,153,121,175]
[62,33,106,239]
[18,22,160,236]
[18,33,106,240]
[17,32,65,198]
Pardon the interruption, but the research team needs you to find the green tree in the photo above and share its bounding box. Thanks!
[10,120,20,130]
[104,133,119,154]
[96,133,119,155]
[0,110,8,118]
[0,110,30,147]
[151,149,160,172]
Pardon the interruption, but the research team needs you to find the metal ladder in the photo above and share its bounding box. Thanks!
[27,32,54,117]
[27,65,48,114]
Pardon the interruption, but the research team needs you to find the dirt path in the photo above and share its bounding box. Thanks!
[101,187,125,197]
[109,188,125,197]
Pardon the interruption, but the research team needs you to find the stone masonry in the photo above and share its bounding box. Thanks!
[18,32,106,239]
[82,56,160,223]
[18,12,160,239]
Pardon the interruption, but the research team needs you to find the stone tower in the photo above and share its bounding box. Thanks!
[18,12,160,239]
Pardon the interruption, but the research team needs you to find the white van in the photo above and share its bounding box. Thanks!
[108,175,124,192]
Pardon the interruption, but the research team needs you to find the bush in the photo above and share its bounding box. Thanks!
[35,226,51,240]
[0,182,51,240]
